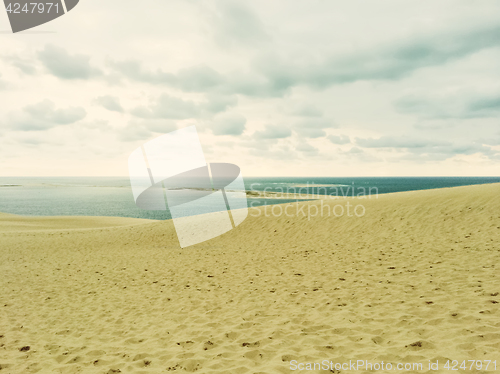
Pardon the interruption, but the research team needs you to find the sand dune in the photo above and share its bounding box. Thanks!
[0,184,499,373]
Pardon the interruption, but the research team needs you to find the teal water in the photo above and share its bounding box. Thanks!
[0,177,499,219]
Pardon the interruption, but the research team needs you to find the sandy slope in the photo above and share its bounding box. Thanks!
[0,184,499,373]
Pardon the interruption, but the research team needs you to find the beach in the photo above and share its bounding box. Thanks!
[0,183,499,373]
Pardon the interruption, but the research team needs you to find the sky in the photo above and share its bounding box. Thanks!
[0,0,500,177]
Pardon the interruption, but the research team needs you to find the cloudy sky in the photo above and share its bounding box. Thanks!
[1,0,500,176]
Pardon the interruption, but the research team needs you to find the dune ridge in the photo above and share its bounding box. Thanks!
[0,183,499,373]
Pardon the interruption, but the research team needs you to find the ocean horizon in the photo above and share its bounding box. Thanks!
[1,176,499,220]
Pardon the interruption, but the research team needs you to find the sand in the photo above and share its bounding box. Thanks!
[0,184,499,373]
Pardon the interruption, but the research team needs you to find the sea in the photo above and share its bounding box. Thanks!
[0,177,499,219]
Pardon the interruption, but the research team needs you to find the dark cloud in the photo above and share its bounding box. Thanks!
[176,65,225,91]
[254,24,500,91]
[109,61,224,91]
[8,99,86,131]
[463,94,500,119]
[292,104,323,117]
[468,95,500,113]
[210,0,270,47]
[328,134,350,145]
[94,95,124,113]
[110,60,289,97]
[38,44,102,80]
[109,23,500,98]
[396,90,500,120]
[253,125,291,139]
[211,112,246,135]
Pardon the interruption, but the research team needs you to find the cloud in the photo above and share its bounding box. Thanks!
[118,123,154,142]
[78,119,111,131]
[2,55,37,75]
[248,145,295,160]
[293,118,336,138]
[9,132,63,146]
[137,119,177,134]
[240,136,281,150]
[209,0,270,47]
[347,147,364,154]
[131,94,199,119]
[112,60,290,97]
[38,44,102,79]
[292,104,323,117]
[356,136,450,148]
[253,124,292,139]
[129,93,236,122]
[413,120,457,130]
[328,134,350,145]
[119,119,177,142]
[176,65,225,91]
[7,99,86,131]
[211,112,246,135]
[395,91,500,120]
[202,93,238,114]
[254,23,500,91]
[109,61,223,91]
[113,22,499,99]
[296,141,318,155]
[94,95,124,113]
[0,74,7,90]
[56,21,500,102]
[355,136,498,160]
[109,59,175,85]
[468,95,500,113]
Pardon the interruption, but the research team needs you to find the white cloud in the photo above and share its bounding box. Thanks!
[94,95,125,113]
[38,44,102,80]
[131,94,199,120]
[7,100,86,131]
[211,112,246,135]
[253,124,291,139]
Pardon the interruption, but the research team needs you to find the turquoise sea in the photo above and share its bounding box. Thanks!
[0,177,499,219]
